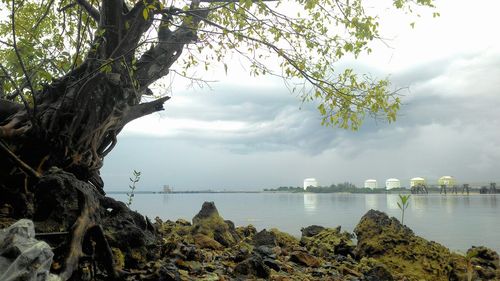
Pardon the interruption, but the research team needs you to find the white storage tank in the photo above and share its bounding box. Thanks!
[438,176,456,187]
[303,178,319,190]
[385,178,401,190]
[410,177,426,187]
[364,179,378,189]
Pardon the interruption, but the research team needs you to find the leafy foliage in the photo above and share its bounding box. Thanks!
[0,0,436,129]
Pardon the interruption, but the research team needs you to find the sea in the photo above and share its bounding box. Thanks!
[109,192,500,253]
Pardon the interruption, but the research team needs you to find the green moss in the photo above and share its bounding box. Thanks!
[111,247,125,270]
[301,227,354,258]
[270,228,299,249]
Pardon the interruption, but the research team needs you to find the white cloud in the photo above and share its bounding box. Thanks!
[103,0,500,189]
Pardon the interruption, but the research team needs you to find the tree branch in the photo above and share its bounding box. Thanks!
[75,0,100,22]
[100,0,125,56]
[0,140,40,178]
[33,0,55,31]
[11,0,37,115]
[121,96,170,125]
[135,7,209,90]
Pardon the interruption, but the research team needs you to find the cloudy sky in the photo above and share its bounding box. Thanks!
[102,0,500,191]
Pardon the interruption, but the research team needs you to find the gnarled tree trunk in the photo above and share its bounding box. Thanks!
[0,0,207,279]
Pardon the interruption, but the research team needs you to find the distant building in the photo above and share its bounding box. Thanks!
[163,185,172,193]
[385,178,401,190]
[364,179,378,189]
[438,176,456,187]
[303,178,319,190]
[410,177,426,187]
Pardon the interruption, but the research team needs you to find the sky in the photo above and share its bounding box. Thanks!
[101,0,500,191]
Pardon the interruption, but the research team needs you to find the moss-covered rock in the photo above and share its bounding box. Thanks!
[300,225,354,258]
[467,246,500,280]
[270,228,300,250]
[354,209,456,281]
[191,202,241,247]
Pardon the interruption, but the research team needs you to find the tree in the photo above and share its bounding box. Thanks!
[0,0,435,279]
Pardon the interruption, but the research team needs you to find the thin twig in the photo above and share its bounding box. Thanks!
[0,140,40,179]
[0,63,31,109]
[11,0,37,116]
[32,0,55,31]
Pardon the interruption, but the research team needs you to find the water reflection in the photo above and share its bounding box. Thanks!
[364,195,378,210]
[162,194,170,204]
[303,193,318,214]
[386,195,399,210]
[439,195,455,215]
[411,195,429,218]
[481,195,498,208]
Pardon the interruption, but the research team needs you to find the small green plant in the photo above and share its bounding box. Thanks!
[126,170,141,207]
[397,194,411,225]
[465,250,478,281]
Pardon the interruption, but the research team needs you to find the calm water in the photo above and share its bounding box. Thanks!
[110,193,500,253]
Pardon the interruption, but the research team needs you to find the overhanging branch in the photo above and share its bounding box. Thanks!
[75,0,100,22]
[121,96,170,125]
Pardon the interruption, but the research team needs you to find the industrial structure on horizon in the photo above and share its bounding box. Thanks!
[385,178,401,190]
[303,178,319,190]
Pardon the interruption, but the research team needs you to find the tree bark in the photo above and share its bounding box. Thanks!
[0,0,209,279]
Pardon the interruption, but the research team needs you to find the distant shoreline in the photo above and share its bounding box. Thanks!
[106,190,493,195]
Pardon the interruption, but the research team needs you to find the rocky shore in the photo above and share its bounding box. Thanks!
[122,202,499,281]
[1,201,499,280]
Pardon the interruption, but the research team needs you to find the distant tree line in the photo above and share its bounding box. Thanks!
[265,182,386,194]
[263,186,303,192]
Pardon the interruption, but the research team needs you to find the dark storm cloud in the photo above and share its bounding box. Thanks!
[103,50,500,190]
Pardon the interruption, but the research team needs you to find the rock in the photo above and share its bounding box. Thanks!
[156,262,181,281]
[301,225,325,238]
[180,244,199,261]
[467,246,500,280]
[290,251,321,268]
[253,229,278,247]
[192,202,220,224]
[193,233,224,250]
[300,225,354,258]
[236,224,257,237]
[269,228,300,250]
[362,264,394,281]
[254,245,276,258]
[234,246,250,262]
[200,272,220,281]
[176,219,191,226]
[191,202,241,247]
[0,219,61,281]
[263,258,281,271]
[354,209,456,281]
[175,259,202,273]
[233,256,270,278]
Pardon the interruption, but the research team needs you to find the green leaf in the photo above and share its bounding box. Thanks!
[142,8,149,20]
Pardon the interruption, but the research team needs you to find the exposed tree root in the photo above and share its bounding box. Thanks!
[24,168,157,280]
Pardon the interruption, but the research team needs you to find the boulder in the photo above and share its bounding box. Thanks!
[354,209,456,281]
[300,225,325,238]
[300,225,354,258]
[363,264,394,281]
[252,229,278,247]
[193,234,223,250]
[290,251,321,268]
[467,246,500,280]
[0,219,60,281]
[233,255,270,278]
[191,202,241,247]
